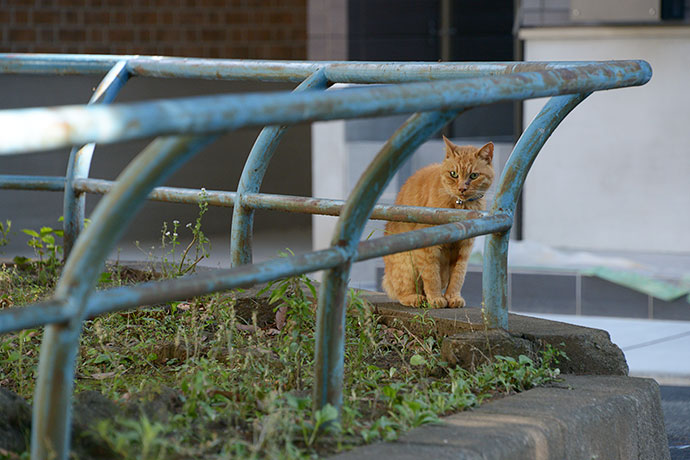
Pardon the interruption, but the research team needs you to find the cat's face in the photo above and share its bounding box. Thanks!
[440,137,494,203]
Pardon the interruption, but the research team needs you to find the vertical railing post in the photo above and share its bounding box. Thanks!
[482,231,510,327]
[33,135,216,460]
[62,60,130,259]
[313,109,462,413]
[482,93,590,329]
[230,69,328,266]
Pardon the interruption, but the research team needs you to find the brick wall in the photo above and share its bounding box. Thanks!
[0,0,307,59]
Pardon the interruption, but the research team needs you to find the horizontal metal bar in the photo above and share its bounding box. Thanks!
[0,61,652,155]
[0,298,71,332]
[0,176,482,224]
[0,175,65,191]
[78,179,482,224]
[0,246,348,333]
[0,53,137,76]
[84,246,353,323]
[90,215,511,316]
[0,54,648,83]
[0,214,511,334]
[357,213,512,261]
[322,61,638,83]
[74,178,237,206]
[242,192,485,224]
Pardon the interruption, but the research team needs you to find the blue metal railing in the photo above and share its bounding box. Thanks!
[0,54,651,460]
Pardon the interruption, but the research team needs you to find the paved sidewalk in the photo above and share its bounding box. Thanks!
[525,313,690,385]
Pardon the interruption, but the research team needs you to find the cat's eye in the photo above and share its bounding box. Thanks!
[469,172,479,180]
[449,171,458,178]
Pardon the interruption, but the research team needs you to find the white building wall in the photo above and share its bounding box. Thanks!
[521,27,690,254]
[311,120,348,251]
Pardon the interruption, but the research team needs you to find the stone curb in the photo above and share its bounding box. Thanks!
[329,291,670,460]
[330,374,670,460]
[362,292,629,376]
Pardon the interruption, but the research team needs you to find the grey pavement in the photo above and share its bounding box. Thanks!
[525,313,690,384]
[526,312,690,459]
[660,385,690,460]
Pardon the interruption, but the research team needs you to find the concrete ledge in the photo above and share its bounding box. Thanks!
[361,292,629,376]
[331,375,670,460]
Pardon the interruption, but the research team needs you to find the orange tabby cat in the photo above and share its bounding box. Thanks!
[382,137,494,308]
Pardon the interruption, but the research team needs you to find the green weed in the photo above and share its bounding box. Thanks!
[158,189,211,278]
[0,219,10,250]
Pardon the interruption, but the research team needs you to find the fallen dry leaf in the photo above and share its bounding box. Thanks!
[90,371,117,380]
[0,447,21,459]
[275,305,287,330]
[236,324,258,332]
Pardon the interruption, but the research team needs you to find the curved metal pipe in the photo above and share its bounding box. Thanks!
[0,58,650,458]
[0,61,651,155]
[313,109,462,413]
[32,135,216,460]
[482,93,590,329]
[230,69,328,266]
[62,60,131,258]
[0,53,652,83]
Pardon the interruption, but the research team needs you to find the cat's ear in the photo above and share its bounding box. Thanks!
[477,142,494,163]
[443,135,456,159]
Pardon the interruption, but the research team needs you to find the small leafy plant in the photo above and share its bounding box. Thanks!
[9,222,64,285]
[22,225,63,264]
[0,219,10,250]
[158,189,211,278]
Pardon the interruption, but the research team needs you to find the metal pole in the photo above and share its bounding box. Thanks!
[482,93,590,328]
[0,61,652,155]
[32,135,216,460]
[230,69,328,266]
[62,60,130,259]
[313,109,462,413]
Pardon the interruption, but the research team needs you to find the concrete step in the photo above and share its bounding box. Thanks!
[330,375,669,460]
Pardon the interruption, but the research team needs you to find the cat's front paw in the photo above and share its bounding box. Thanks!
[445,294,466,308]
[398,294,425,307]
[426,296,448,309]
